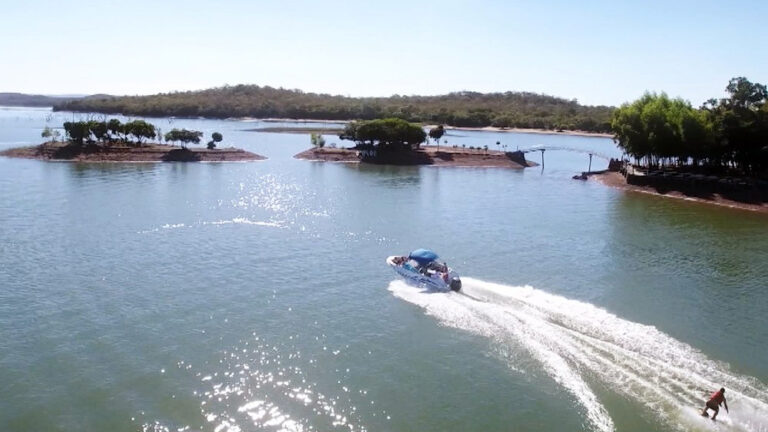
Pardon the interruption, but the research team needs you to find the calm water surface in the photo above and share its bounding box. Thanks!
[1,107,767,432]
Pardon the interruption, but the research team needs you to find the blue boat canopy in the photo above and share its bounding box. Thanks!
[409,248,439,265]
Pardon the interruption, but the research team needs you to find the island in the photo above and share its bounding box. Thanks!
[0,119,265,162]
[294,118,537,169]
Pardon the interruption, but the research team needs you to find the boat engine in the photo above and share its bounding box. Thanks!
[450,277,462,291]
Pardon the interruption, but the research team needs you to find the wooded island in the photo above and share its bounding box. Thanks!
[0,118,264,162]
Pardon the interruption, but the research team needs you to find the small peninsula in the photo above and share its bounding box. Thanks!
[1,119,265,163]
[586,77,768,214]
[294,118,536,169]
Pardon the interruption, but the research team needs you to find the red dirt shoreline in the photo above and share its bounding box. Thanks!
[0,142,266,162]
[293,147,538,168]
[591,171,768,214]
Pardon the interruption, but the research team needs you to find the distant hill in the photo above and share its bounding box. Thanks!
[0,92,89,107]
[54,85,615,132]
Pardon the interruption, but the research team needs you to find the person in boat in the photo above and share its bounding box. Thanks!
[701,387,728,420]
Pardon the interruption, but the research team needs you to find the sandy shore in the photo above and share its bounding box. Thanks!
[243,126,344,134]
[592,171,768,214]
[240,118,612,138]
[429,124,613,138]
[1,142,266,163]
[295,147,538,168]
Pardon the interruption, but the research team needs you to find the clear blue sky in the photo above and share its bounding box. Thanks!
[1,0,766,106]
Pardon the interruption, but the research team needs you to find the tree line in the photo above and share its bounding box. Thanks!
[612,77,768,176]
[53,85,614,133]
[51,118,224,150]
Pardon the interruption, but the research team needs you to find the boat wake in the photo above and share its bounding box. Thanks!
[389,278,768,432]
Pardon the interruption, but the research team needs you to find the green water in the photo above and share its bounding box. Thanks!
[1,107,767,432]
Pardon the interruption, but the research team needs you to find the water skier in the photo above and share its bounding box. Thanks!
[701,387,728,420]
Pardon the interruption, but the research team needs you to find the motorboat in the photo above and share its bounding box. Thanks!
[386,248,462,291]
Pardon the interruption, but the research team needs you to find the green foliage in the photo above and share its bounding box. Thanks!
[612,77,768,174]
[107,119,123,141]
[310,133,326,148]
[58,118,158,146]
[612,93,711,164]
[88,121,108,143]
[124,120,156,144]
[63,121,90,145]
[339,118,426,150]
[53,85,614,133]
[703,77,768,174]
[207,132,223,149]
[165,128,203,149]
[41,126,53,141]
[428,125,445,146]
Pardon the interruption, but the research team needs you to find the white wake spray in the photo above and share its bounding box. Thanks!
[389,278,768,432]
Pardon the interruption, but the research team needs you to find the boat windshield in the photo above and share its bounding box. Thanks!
[404,259,421,270]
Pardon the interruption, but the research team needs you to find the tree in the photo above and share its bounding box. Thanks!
[63,121,89,146]
[124,120,156,145]
[339,118,426,150]
[88,121,108,144]
[41,126,53,142]
[107,119,124,143]
[702,77,768,173]
[310,133,325,148]
[165,128,203,149]
[207,132,223,149]
[428,125,445,149]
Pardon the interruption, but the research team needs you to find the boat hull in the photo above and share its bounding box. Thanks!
[386,256,461,291]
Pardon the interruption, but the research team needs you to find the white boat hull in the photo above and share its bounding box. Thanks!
[386,256,461,291]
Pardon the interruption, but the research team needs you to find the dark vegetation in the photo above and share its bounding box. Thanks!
[612,77,768,177]
[53,85,614,132]
[339,118,427,150]
[57,119,222,151]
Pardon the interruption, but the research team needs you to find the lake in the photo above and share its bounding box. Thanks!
[1,107,767,432]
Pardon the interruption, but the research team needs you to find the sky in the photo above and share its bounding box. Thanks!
[1,0,767,106]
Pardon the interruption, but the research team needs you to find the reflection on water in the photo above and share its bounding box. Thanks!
[171,334,385,432]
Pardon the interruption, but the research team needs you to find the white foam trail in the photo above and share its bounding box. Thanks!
[138,218,284,233]
[205,218,284,228]
[389,278,768,432]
